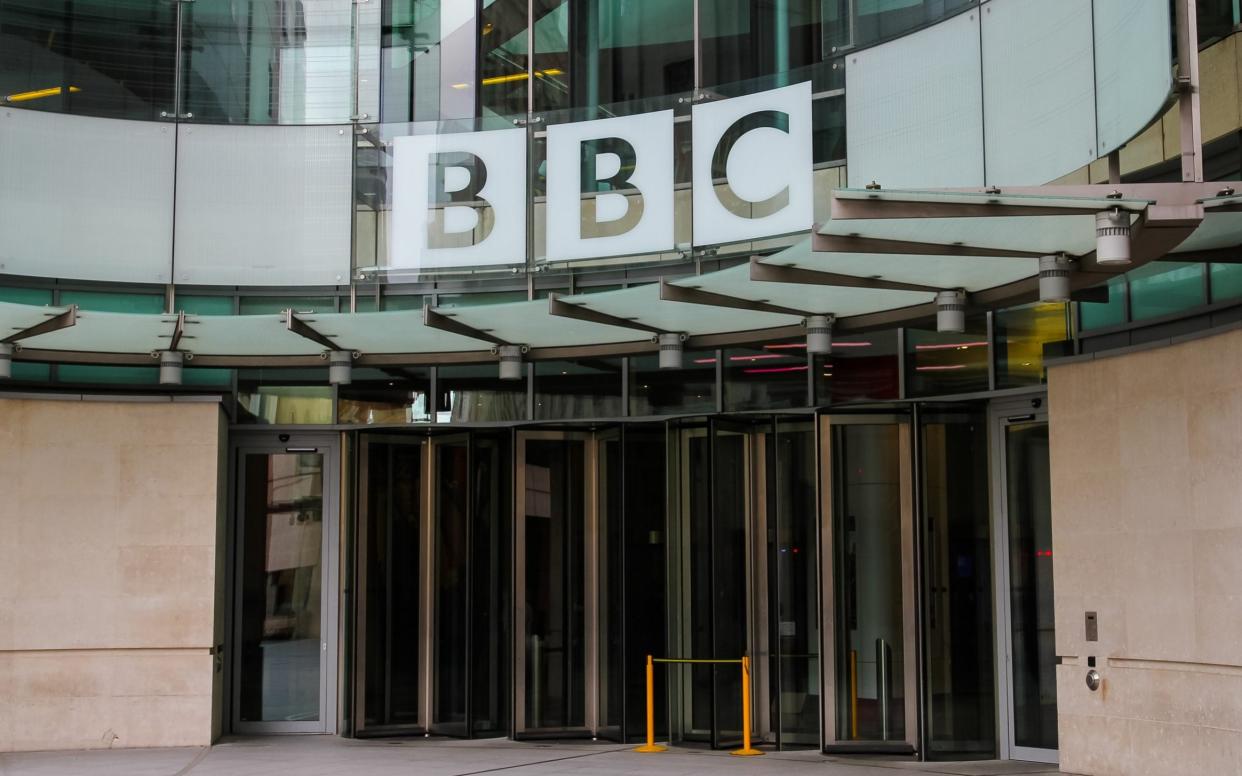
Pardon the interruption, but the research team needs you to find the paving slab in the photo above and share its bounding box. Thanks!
[0,736,1064,776]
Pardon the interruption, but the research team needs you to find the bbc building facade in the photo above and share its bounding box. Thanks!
[1,1,1241,773]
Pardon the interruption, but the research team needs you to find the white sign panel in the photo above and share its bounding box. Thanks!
[391,127,526,270]
[691,81,813,245]
[546,110,675,261]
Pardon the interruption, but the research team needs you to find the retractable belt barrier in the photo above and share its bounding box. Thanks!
[633,654,764,757]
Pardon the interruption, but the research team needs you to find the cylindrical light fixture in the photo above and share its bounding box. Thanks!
[805,315,834,355]
[496,344,525,381]
[935,289,967,334]
[328,350,353,385]
[1039,254,1073,302]
[1095,208,1131,265]
[657,332,686,369]
[0,343,12,379]
[159,350,183,385]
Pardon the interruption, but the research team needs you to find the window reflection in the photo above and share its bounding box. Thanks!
[904,317,989,397]
[994,303,1067,390]
[183,0,354,124]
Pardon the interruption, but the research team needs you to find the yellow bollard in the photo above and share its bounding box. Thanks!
[730,655,764,756]
[634,654,667,752]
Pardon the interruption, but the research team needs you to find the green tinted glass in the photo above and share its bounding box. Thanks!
[179,295,235,315]
[1210,263,1242,302]
[239,297,336,315]
[0,287,53,306]
[1078,277,1126,331]
[60,290,163,313]
[1128,262,1204,321]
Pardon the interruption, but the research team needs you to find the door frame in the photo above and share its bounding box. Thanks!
[818,413,918,754]
[513,429,598,736]
[989,399,1057,764]
[230,431,341,735]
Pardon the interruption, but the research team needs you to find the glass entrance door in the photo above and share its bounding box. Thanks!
[670,419,756,749]
[515,431,595,735]
[233,435,338,734]
[992,407,1057,763]
[821,415,917,753]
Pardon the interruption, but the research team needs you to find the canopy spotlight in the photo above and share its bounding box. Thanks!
[805,315,834,355]
[1039,254,1074,302]
[328,350,355,385]
[494,344,528,381]
[936,289,967,334]
[1095,208,1131,265]
[158,350,184,385]
[656,332,688,369]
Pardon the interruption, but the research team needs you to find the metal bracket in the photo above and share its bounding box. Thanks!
[422,305,510,346]
[2,305,77,345]
[284,310,343,351]
[547,293,667,335]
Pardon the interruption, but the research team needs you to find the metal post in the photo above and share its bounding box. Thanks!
[876,638,891,742]
[730,655,764,756]
[1176,0,1204,182]
[635,655,667,752]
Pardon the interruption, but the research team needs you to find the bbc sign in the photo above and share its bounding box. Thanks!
[391,82,813,271]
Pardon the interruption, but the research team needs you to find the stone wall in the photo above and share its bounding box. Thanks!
[0,397,224,752]
[1049,328,1242,775]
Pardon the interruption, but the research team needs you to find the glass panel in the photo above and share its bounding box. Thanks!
[174,124,353,287]
[59,290,163,313]
[239,297,337,315]
[238,369,334,424]
[769,419,819,746]
[904,316,989,397]
[178,295,235,315]
[1128,261,1205,321]
[922,412,995,758]
[813,95,847,164]
[182,0,354,124]
[833,423,905,742]
[523,438,586,730]
[381,293,428,311]
[0,110,175,283]
[57,364,159,385]
[1005,421,1057,751]
[437,364,527,423]
[470,432,511,735]
[49,287,164,383]
[722,343,808,411]
[598,434,624,738]
[852,0,976,49]
[1210,263,1242,302]
[535,359,623,419]
[711,426,748,745]
[701,0,826,88]
[994,303,1068,390]
[381,0,480,123]
[239,452,323,722]
[622,424,669,738]
[436,291,529,308]
[816,331,900,404]
[629,351,716,416]
[0,0,176,120]
[434,439,469,730]
[532,0,693,113]
[359,438,422,729]
[338,368,432,424]
[1078,276,1126,331]
[478,0,530,120]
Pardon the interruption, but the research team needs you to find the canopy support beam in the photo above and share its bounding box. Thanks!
[750,256,941,293]
[548,292,668,335]
[2,305,77,345]
[285,310,343,351]
[813,231,1046,259]
[423,305,511,347]
[659,278,813,317]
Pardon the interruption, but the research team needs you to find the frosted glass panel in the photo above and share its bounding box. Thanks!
[0,109,174,283]
[1093,1,1172,157]
[846,9,983,188]
[981,0,1096,185]
[174,124,353,286]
